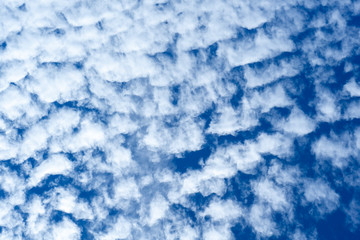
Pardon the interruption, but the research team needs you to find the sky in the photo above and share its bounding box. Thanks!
[0,0,360,239]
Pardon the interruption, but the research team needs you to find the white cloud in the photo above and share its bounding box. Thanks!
[343,100,360,120]
[105,144,134,172]
[26,65,86,103]
[178,226,199,240]
[253,179,290,212]
[51,217,81,240]
[245,58,301,88]
[304,179,340,214]
[105,177,141,209]
[207,104,253,135]
[291,229,309,240]
[23,196,48,239]
[201,199,242,222]
[97,216,132,240]
[19,124,49,161]
[248,84,293,113]
[255,133,294,157]
[0,202,23,230]
[267,161,301,186]
[87,78,137,115]
[0,167,25,206]
[28,154,73,187]
[86,51,159,83]
[50,188,77,214]
[312,132,356,168]
[0,85,31,120]
[108,113,139,135]
[46,108,81,136]
[356,128,360,150]
[147,194,169,226]
[345,198,360,231]
[73,201,94,220]
[205,132,293,176]
[0,61,34,91]
[0,0,358,239]
[278,107,316,135]
[248,203,278,237]
[202,224,234,240]
[0,135,18,160]
[208,84,293,136]
[143,118,204,154]
[220,29,294,67]
[62,118,106,152]
[315,89,340,122]
[176,172,228,200]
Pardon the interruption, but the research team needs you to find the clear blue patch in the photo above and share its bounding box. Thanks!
[151,47,177,64]
[74,61,84,69]
[215,117,272,146]
[18,3,26,11]
[172,145,211,173]
[155,1,171,11]
[231,223,257,240]
[26,175,73,200]
[230,87,244,109]
[52,28,66,36]
[108,208,124,217]
[227,65,245,85]
[317,210,360,240]
[187,192,215,211]
[348,15,360,27]
[170,204,197,224]
[0,41,6,50]
[76,220,95,240]
[26,157,38,169]
[39,61,66,68]
[78,189,98,203]
[198,103,215,130]
[284,72,317,117]
[170,84,180,106]
[50,210,67,223]
[91,148,106,162]
[223,172,255,207]
[293,203,317,233]
[0,162,23,179]
[235,27,257,41]
[14,127,26,141]
[206,42,218,63]
[95,21,103,31]
[0,188,7,199]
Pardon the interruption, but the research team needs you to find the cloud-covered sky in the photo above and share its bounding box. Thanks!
[0,0,360,239]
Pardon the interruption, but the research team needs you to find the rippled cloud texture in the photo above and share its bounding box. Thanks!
[1,0,360,239]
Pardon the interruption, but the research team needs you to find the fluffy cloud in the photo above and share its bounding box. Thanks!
[0,0,359,239]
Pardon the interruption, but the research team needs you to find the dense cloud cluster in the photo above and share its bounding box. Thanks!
[0,0,360,239]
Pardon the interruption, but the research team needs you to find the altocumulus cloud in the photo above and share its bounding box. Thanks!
[0,0,360,239]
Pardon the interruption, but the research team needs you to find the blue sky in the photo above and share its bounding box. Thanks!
[0,0,360,239]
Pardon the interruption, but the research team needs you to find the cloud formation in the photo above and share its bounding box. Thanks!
[0,0,359,239]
